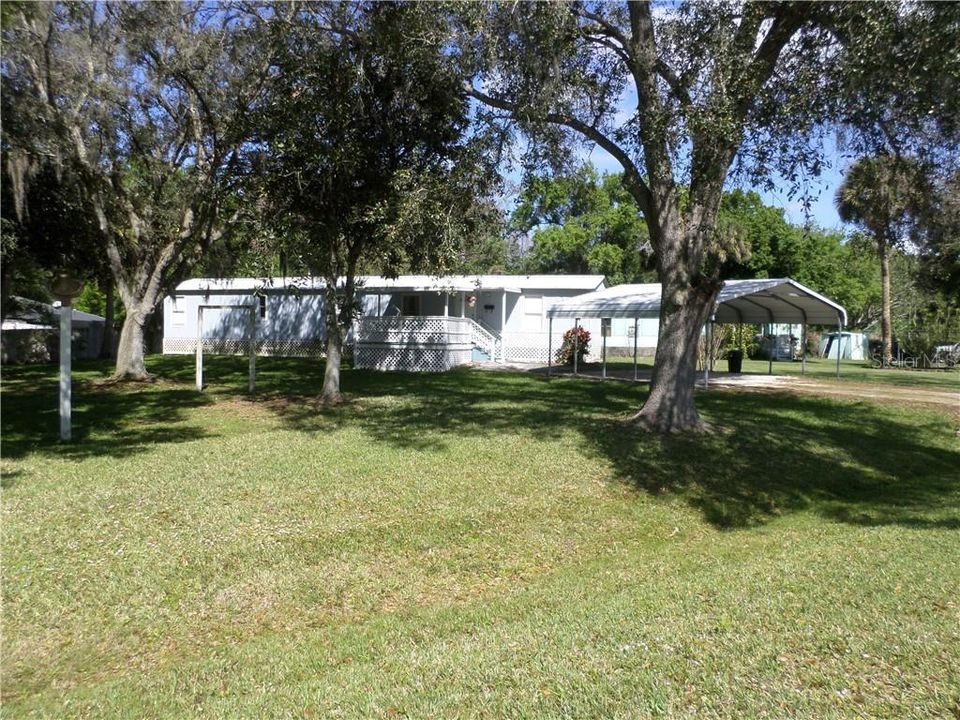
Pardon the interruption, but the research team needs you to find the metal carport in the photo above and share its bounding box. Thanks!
[546,278,848,382]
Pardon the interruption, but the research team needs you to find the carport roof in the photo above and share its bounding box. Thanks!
[547,278,847,326]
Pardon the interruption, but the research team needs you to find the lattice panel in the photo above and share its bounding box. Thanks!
[357,317,472,346]
[504,345,551,362]
[163,338,325,358]
[354,345,471,373]
[502,335,568,363]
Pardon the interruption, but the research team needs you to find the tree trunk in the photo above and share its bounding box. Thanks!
[879,239,893,364]
[100,274,115,359]
[320,273,345,404]
[321,331,343,404]
[113,307,150,380]
[629,238,722,433]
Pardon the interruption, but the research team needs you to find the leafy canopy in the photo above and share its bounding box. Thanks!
[249,2,490,285]
[509,165,653,283]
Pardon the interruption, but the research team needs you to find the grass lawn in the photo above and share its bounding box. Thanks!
[2,355,959,719]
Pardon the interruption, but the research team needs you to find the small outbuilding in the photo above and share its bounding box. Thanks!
[819,331,870,360]
[1,297,106,364]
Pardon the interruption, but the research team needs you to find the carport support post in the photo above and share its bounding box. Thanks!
[768,323,773,376]
[547,316,553,378]
[601,324,607,379]
[196,307,204,391]
[801,323,806,375]
[836,315,843,379]
[704,322,710,391]
[632,318,639,381]
[573,318,579,375]
[707,315,716,372]
[248,309,256,394]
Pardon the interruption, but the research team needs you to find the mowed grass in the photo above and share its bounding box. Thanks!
[2,356,959,719]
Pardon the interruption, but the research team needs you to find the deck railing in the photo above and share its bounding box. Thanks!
[464,318,500,361]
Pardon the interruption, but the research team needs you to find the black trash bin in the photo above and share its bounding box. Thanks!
[727,349,743,373]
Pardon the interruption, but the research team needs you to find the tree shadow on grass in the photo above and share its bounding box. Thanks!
[8,356,954,530]
[1,360,217,462]
[586,390,960,529]
[266,364,960,531]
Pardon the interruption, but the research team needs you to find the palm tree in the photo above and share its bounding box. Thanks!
[835,156,927,364]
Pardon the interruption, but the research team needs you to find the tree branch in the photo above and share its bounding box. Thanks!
[466,85,653,214]
[574,8,630,49]
[655,59,692,108]
[626,0,677,215]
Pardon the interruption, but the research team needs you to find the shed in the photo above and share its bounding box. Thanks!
[1,297,106,363]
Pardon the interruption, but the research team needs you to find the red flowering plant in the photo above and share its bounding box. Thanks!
[556,325,591,365]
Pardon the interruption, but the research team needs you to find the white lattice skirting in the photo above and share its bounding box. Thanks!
[501,334,568,363]
[354,343,472,372]
[163,338,325,357]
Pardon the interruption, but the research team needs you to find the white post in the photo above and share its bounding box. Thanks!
[500,290,507,362]
[573,318,579,375]
[633,318,639,381]
[248,309,256,394]
[767,323,773,375]
[801,323,806,375]
[196,307,204,391]
[704,321,711,391]
[460,291,466,318]
[602,322,607,379]
[377,294,382,316]
[707,316,716,372]
[547,316,553,378]
[444,293,449,317]
[836,316,843,379]
[59,305,72,441]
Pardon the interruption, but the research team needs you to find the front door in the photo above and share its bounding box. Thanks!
[401,295,421,316]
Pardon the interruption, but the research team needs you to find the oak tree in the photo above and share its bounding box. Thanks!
[2,2,267,379]
[458,1,958,432]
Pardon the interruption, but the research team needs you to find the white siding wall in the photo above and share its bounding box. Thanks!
[162,283,638,363]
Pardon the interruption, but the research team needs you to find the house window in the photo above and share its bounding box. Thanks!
[259,295,267,319]
[401,295,421,316]
[523,295,543,330]
[172,296,185,326]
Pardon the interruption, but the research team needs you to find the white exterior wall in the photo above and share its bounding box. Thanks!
[498,290,588,362]
[162,276,610,364]
[163,291,326,356]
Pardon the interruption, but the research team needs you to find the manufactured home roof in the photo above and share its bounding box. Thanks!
[547,278,847,326]
[174,274,606,295]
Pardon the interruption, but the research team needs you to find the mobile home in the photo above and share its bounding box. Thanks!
[162,275,606,371]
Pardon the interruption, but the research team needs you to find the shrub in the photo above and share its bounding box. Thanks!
[556,325,591,365]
